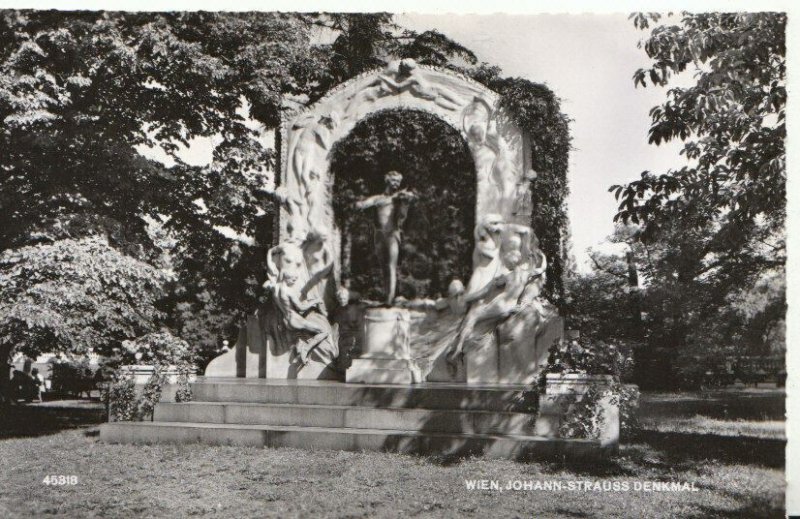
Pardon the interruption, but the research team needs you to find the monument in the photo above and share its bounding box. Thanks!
[201,58,561,384]
[102,60,617,460]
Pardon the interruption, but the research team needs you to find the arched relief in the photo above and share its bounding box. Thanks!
[278,59,534,261]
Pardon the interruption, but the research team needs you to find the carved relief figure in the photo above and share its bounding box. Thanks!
[301,231,336,311]
[344,59,463,119]
[463,97,519,216]
[512,169,537,221]
[464,213,504,299]
[261,186,308,241]
[382,59,463,111]
[286,111,340,235]
[354,171,417,306]
[265,243,339,367]
[446,224,547,366]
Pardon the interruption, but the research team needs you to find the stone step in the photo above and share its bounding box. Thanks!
[153,401,539,435]
[191,377,539,412]
[99,421,604,461]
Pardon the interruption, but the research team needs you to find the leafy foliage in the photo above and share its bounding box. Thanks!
[174,366,193,403]
[49,358,98,396]
[0,11,321,358]
[545,334,635,380]
[557,385,607,440]
[106,370,137,422]
[119,330,195,366]
[0,11,312,250]
[599,13,787,388]
[612,12,785,280]
[137,366,167,421]
[0,237,167,358]
[564,252,641,344]
[544,335,640,439]
[616,13,785,231]
[571,222,785,390]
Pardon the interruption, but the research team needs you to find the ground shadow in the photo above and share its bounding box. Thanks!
[0,401,105,440]
[632,430,785,469]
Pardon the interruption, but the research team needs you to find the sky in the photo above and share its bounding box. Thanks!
[396,13,690,271]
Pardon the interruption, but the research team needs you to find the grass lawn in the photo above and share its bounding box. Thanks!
[0,392,786,518]
[638,389,786,441]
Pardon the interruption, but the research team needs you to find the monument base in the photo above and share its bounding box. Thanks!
[346,358,423,384]
[347,306,422,385]
[100,377,613,461]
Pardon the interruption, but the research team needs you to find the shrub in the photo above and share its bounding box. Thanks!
[544,336,634,379]
[174,364,193,403]
[105,371,137,422]
[137,366,167,421]
[557,385,606,440]
[544,336,641,439]
[104,330,198,421]
[50,358,97,397]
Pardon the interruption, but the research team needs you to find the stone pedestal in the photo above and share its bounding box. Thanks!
[537,373,619,449]
[205,315,264,378]
[347,307,422,384]
[463,313,564,385]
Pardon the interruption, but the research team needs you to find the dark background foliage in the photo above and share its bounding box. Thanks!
[330,109,476,300]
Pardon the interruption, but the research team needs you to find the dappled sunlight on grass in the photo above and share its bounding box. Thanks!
[0,423,784,518]
[641,415,784,440]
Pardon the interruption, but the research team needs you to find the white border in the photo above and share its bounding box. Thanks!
[0,0,796,514]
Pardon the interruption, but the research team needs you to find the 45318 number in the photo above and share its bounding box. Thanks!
[42,475,78,486]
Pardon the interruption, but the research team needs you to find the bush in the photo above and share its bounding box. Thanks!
[544,337,641,439]
[613,383,641,436]
[105,371,137,422]
[544,336,634,379]
[137,367,167,421]
[557,385,606,440]
[174,364,193,403]
[50,358,97,397]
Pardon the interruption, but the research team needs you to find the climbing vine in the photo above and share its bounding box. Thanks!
[487,76,572,306]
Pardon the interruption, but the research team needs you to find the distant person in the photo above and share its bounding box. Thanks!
[0,360,13,406]
[31,368,44,402]
[10,369,33,403]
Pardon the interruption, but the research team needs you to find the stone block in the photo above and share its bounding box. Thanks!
[346,358,419,384]
[542,374,619,449]
[100,421,606,462]
[361,307,411,360]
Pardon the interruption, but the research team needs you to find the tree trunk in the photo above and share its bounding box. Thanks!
[0,344,12,405]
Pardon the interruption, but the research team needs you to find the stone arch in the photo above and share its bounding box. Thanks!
[278,59,534,266]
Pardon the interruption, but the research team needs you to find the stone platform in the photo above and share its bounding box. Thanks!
[100,377,612,461]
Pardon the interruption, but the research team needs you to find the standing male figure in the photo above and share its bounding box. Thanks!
[355,171,416,306]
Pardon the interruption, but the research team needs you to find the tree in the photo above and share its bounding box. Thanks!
[613,12,786,270]
[0,12,315,249]
[605,13,786,379]
[574,220,787,390]
[0,237,167,361]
